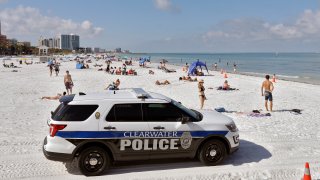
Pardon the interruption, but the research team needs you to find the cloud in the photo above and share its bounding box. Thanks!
[154,0,180,12]
[203,9,320,43]
[0,6,103,39]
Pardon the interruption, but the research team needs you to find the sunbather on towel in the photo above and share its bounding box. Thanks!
[155,80,170,85]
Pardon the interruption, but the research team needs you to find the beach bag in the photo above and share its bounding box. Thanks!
[215,107,226,112]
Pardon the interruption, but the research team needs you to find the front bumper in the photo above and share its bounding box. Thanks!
[43,136,73,162]
[225,131,240,154]
[230,146,239,154]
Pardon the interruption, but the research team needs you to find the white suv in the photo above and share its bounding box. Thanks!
[43,88,239,176]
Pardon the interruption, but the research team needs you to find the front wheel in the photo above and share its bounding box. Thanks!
[78,146,110,176]
[198,139,227,166]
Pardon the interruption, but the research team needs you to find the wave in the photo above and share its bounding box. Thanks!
[277,75,300,79]
[242,71,299,79]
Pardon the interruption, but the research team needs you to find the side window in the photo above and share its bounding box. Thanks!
[143,103,183,122]
[53,105,98,121]
[106,104,142,122]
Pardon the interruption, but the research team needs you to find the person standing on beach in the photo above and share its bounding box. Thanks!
[214,63,218,71]
[261,75,274,111]
[54,63,60,76]
[49,64,53,76]
[198,79,206,109]
[64,71,74,95]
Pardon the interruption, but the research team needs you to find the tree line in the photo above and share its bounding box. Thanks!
[0,44,72,55]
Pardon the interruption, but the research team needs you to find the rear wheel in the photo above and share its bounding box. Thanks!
[198,139,226,166]
[78,146,110,176]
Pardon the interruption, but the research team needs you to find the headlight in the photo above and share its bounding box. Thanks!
[226,123,238,132]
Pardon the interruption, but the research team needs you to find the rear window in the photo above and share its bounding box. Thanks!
[106,104,142,122]
[52,104,98,121]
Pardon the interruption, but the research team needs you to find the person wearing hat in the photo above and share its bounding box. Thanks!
[198,79,206,109]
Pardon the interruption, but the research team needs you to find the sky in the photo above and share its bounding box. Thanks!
[0,0,319,52]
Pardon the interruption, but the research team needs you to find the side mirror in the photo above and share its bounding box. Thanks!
[181,117,190,124]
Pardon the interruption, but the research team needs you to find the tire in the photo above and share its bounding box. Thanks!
[78,146,110,176]
[65,157,79,174]
[198,139,227,166]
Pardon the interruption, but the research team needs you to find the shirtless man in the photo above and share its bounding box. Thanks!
[64,71,73,95]
[261,75,274,111]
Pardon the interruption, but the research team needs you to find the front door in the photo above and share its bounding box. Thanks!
[142,103,203,159]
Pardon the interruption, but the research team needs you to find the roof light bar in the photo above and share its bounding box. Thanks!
[131,88,149,99]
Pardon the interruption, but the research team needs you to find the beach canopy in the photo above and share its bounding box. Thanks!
[48,59,54,65]
[76,62,84,69]
[139,56,151,65]
[188,59,209,76]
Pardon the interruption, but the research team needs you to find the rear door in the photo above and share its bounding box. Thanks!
[99,102,151,161]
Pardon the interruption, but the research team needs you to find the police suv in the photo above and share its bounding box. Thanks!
[43,88,239,176]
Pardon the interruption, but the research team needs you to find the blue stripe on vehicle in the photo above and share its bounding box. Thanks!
[55,131,228,139]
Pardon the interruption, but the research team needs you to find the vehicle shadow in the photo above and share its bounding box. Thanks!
[222,139,272,166]
[66,139,271,176]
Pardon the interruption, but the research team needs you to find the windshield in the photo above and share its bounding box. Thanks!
[171,100,201,120]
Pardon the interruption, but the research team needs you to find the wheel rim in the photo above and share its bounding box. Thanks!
[83,152,104,172]
[205,143,222,162]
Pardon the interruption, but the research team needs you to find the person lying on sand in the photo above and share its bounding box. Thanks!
[217,80,239,90]
[127,68,136,75]
[42,92,66,100]
[155,80,170,85]
[179,76,197,82]
[163,67,176,73]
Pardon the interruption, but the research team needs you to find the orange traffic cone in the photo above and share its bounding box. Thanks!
[303,162,311,180]
[224,72,228,78]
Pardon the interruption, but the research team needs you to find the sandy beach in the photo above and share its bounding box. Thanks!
[0,58,320,180]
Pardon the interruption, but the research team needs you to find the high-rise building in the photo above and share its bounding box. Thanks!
[38,34,80,50]
[93,47,100,53]
[0,21,8,46]
[115,48,122,53]
[59,34,80,50]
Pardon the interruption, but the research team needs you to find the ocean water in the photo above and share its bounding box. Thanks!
[125,53,320,85]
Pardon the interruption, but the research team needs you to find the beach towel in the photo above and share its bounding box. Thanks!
[273,109,302,115]
[248,113,271,117]
[217,86,239,91]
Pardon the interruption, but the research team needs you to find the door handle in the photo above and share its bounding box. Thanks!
[104,126,116,130]
[153,126,165,130]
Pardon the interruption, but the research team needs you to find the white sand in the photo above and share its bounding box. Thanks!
[0,58,320,180]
